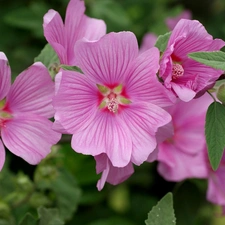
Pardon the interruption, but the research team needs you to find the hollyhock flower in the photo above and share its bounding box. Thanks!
[166,10,192,30]
[157,93,212,181]
[43,0,106,65]
[159,19,225,102]
[139,33,157,54]
[0,52,61,171]
[53,31,174,168]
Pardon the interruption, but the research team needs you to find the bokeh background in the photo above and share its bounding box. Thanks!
[0,0,225,224]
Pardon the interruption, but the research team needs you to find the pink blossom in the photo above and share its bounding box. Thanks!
[43,0,106,65]
[157,93,212,181]
[139,33,157,54]
[0,52,61,170]
[159,19,225,102]
[53,31,174,168]
[95,153,134,191]
[166,10,192,30]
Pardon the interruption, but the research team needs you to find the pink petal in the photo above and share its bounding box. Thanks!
[158,143,208,181]
[125,47,177,107]
[71,112,132,167]
[139,33,157,53]
[95,153,134,191]
[81,15,106,41]
[119,102,171,165]
[43,10,67,64]
[0,140,5,171]
[53,70,99,134]
[6,62,55,118]
[1,113,61,165]
[171,82,196,102]
[75,31,139,84]
[0,52,11,100]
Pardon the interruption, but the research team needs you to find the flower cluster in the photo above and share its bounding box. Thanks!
[1,0,225,213]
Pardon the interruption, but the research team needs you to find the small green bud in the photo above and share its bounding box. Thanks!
[217,83,225,104]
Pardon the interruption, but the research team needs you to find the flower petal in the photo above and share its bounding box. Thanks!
[120,102,171,165]
[0,140,5,171]
[139,33,157,53]
[95,153,134,191]
[75,31,139,84]
[71,112,132,167]
[53,70,99,134]
[0,52,11,100]
[43,9,67,64]
[125,47,176,107]
[6,62,55,118]
[1,114,61,165]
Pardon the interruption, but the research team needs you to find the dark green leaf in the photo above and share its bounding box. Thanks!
[154,32,171,52]
[188,51,225,70]
[205,101,225,170]
[145,192,176,225]
[19,213,38,225]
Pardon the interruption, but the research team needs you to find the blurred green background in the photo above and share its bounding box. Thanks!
[1,0,225,224]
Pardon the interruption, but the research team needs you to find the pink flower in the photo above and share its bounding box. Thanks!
[139,33,157,54]
[0,52,61,171]
[43,0,106,65]
[95,153,134,191]
[157,93,212,181]
[159,19,225,102]
[53,31,174,168]
[166,10,192,30]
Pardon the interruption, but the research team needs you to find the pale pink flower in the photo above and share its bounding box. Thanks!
[53,31,174,168]
[157,93,212,181]
[95,153,134,191]
[159,19,225,102]
[43,0,106,65]
[0,52,61,171]
[166,10,192,30]
[139,33,157,54]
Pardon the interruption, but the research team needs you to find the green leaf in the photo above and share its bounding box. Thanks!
[145,192,176,225]
[19,213,38,225]
[188,51,225,70]
[60,65,83,73]
[34,44,60,78]
[38,207,64,225]
[205,101,225,170]
[154,32,171,52]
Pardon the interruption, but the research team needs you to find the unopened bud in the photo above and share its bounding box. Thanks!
[217,83,225,104]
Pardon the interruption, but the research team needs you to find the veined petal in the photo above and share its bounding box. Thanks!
[1,114,61,165]
[0,140,5,171]
[0,52,11,100]
[120,102,171,165]
[53,70,99,134]
[139,33,157,53]
[75,31,139,84]
[64,0,85,65]
[71,112,132,167]
[43,9,67,64]
[125,47,176,107]
[6,62,55,118]
[95,153,134,191]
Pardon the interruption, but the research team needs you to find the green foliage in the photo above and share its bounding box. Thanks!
[205,101,225,170]
[188,51,225,70]
[154,32,171,52]
[145,192,176,225]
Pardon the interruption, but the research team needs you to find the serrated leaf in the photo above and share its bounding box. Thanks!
[34,44,60,78]
[19,213,38,225]
[205,101,225,170]
[145,192,176,225]
[154,32,171,52]
[188,51,225,70]
[38,207,64,225]
[60,65,83,73]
